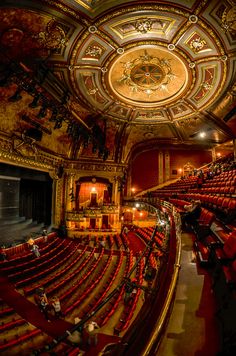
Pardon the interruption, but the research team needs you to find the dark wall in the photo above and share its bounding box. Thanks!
[0,177,20,220]
[0,163,52,226]
[131,148,212,192]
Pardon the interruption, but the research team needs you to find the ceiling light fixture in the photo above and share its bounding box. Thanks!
[199,131,206,138]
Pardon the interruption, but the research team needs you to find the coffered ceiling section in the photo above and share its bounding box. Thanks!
[65,1,234,128]
[0,0,235,163]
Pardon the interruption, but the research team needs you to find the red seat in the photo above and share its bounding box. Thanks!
[228,199,236,212]
[215,196,224,209]
[214,231,236,263]
[221,197,231,210]
[222,259,236,285]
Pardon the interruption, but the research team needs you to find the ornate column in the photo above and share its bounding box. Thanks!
[112,175,121,228]
[65,172,75,229]
[66,172,75,211]
[126,166,132,197]
[158,151,164,184]
[164,151,170,181]
[233,139,236,162]
[49,170,64,228]
[212,147,216,162]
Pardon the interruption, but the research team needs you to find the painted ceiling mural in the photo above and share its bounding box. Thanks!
[0,0,236,164]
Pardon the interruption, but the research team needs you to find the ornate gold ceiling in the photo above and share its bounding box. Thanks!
[0,0,236,164]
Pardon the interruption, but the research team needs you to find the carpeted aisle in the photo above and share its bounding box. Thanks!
[0,273,73,337]
[127,231,146,254]
[0,273,121,355]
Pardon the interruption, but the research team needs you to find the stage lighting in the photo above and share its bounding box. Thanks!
[37,104,48,119]
[28,93,41,108]
[54,118,63,129]
[8,88,22,102]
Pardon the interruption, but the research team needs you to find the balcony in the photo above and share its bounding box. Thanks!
[66,204,119,221]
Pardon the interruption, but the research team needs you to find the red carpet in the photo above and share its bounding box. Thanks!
[127,231,146,254]
[0,272,121,355]
[0,273,72,337]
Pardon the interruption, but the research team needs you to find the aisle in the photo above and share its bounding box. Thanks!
[0,273,73,337]
[127,231,146,254]
[157,231,222,356]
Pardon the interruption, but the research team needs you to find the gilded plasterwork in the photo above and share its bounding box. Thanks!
[110,16,174,39]
[108,46,188,106]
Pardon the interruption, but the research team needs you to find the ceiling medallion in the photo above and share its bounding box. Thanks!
[108,45,188,106]
[117,47,124,54]
[220,55,228,61]
[118,50,176,97]
[167,44,175,51]
[189,15,198,24]
[88,26,97,33]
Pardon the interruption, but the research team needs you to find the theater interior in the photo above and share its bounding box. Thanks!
[0,0,236,355]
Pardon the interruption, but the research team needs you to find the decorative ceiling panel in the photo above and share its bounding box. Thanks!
[0,0,235,164]
[100,12,183,43]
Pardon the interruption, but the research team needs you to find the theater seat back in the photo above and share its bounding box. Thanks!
[223,232,236,259]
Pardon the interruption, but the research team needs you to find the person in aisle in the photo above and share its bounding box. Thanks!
[31,243,40,258]
[51,296,63,318]
[181,200,202,229]
[67,317,84,347]
[85,320,100,346]
[34,288,51,321]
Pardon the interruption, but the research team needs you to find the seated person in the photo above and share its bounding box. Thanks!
[182,200,201,229]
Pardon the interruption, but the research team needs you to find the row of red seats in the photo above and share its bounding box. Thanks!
[137,227,166,252]
[120,232,130,250]
[7,239,67,280]
[0,316,27,333]
[24,245,88,296]
[14,241,75,288]
[80,255,117,319]
[47,247,97,299]
[1,232,57,263]
[96,251,134,326]
[1,237,61,274]
[64,250,109,314]
[114,258,144,335]
[56,248,104,305]
[0,328,42,352]
[178,193,236,223]
[80,250,131,320]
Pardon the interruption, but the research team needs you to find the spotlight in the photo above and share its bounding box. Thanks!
[54,118,63,129]
[37,104,48,119]
[28,93,41,108]
[49,108,58,122]
[8,88,22,102]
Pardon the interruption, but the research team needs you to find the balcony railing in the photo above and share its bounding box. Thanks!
[66,204,119,221]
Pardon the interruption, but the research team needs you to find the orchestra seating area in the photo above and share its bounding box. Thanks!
[0,227,167,355]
